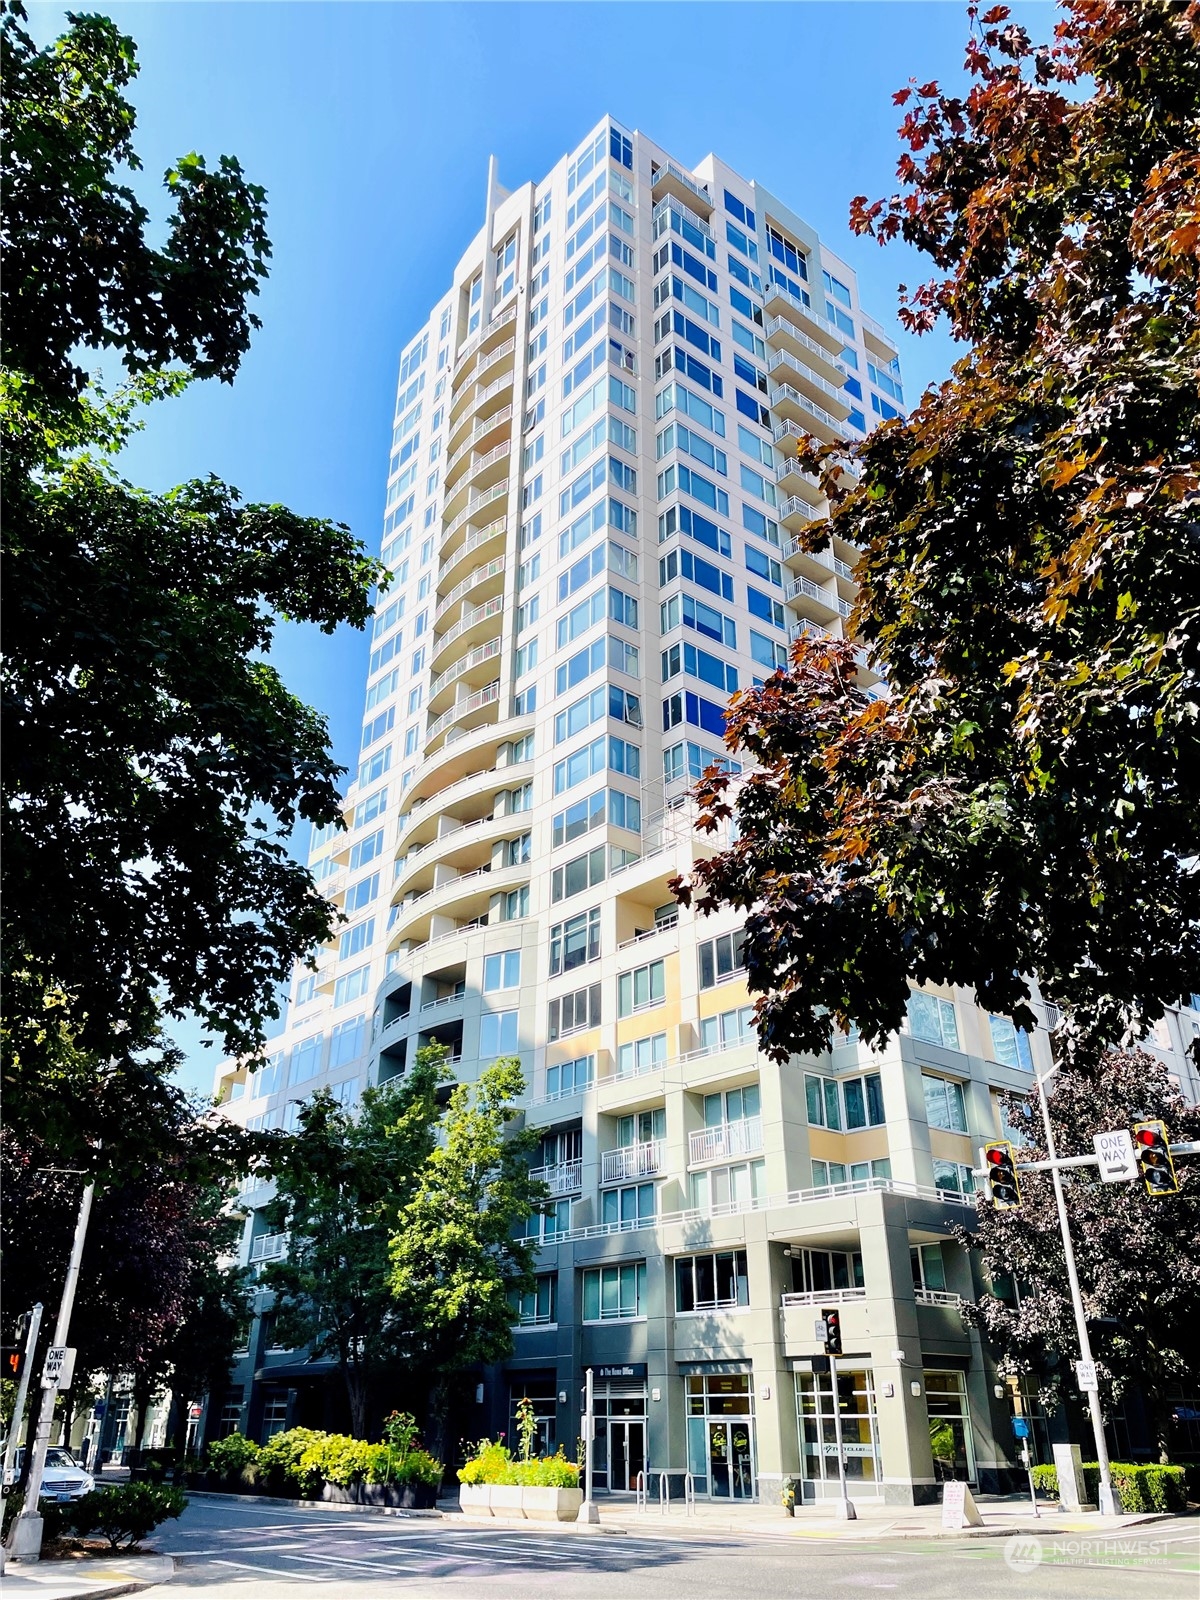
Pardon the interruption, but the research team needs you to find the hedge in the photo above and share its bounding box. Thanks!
[1030,1461,1187,1513]
[205,1428,443,1497]
[61,1483,187,1550]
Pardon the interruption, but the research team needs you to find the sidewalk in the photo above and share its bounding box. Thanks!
[0,1554,173,1600]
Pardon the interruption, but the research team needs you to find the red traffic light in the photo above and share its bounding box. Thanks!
[986,1147,1007,1164]
[1131,1120,1179,1196]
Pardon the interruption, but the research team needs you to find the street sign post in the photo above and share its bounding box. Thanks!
[1093,1128,1137,1183]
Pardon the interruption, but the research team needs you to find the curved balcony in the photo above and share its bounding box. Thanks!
[650,161,713,215]
[427,634,502,716]
[441,438,512,526]
[762,281,845,355]
[763,314,847,388]
[434,553,505,626]
[402,713,534,814]
[449,337,516,426]
[437,515,507,590]
[393,809,511,900]
[444,405,514,490]
[397,754,530,856]
[388,857,530,949]
[430,592,505,674]
[448,372,516,455]
[768,381,847,445]
[424,677,502,756]
[453,304,519,387]
[440,482,509,567]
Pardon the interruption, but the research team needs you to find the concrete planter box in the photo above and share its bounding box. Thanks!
[459,1483,582,1521]
[320,1481,439,1510]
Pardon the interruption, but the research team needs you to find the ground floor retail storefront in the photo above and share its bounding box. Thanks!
[496,1356,1006,1507]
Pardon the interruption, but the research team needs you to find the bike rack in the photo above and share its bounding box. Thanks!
[635,1469,647,1511]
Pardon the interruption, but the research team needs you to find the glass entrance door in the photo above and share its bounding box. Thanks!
[608,1419,645,1492]
[707,1421,755,1498]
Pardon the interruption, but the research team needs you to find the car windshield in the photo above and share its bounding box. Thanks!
[45,1449,78,1468]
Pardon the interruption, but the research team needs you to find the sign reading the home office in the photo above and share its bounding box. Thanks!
[941,1479,984,1529]
[41,1346,76,1391]
[591,1364,647,1382]
[1093,1128,1138,1183]
[1075,1360,1099,1392]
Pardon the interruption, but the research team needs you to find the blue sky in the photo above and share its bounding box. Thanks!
[27,0,1053,1090]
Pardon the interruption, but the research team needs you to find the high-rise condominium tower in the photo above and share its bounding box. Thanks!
[215,117,1200,1500]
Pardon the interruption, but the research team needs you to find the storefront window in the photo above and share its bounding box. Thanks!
[925,1370,976,1482]
[795,1368,880,1500]
[685,1374,756,1499]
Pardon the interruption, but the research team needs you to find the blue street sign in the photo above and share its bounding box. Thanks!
[1012,1417,1030,1438]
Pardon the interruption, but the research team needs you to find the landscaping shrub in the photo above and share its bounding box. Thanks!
[1028,1461,1186,1513]
[61,1482,187,1550]
[206,1433,261,1476]
[458,1440,579,1488]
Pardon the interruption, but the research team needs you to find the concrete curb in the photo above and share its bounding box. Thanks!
[184,1489,442,1518]
[0,1554,176,1599]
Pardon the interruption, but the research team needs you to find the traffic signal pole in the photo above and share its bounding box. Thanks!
[1,1306,43,1490]
[1032,1068,1117,1517]
[828,1353,856,1521]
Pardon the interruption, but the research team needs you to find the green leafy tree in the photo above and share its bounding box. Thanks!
[389,1058,546,1453]
[672,0,1200,1068]
[958,1050,1200,1463]
[261,1046,450,1439]
[0,2,385,1160]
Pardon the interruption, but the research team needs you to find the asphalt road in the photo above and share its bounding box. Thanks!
[144,1496,1200,1600]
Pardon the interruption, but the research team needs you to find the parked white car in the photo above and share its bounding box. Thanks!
[8,1446,95,1502]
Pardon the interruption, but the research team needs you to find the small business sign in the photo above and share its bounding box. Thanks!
[591,1363,647,1382]
[941,1479,984,1529]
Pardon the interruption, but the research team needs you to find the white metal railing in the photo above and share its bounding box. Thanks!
[780,1287,868,1309]
[860,308,899,352]
[445,407,514,477]
[836,596,853,618]
[652,194,713,240]
[420,991,465,1013]
[454,303,518,371]
[526,1176,975,1251]
[397,756,529,842]
[449,371,512,442]
[763,280,840,344]
[914,1287,964,1308]
[425,678,501,743]
[787,574,836,606]
[530,1159,583,1197]
[475,336,517,381]
[600,1140,664,1185]
[435,555,506,621]
[433,593,505,655]
[654,161,710,204]
[792,619,832,642]
[428,634,502,699]
[688,1116,764,1166]
[249,1233,288,1264]
[765,343,846,405]
[438,516,506,583]
[441,482,508,547]
[461,438,511,486]
[763,315,846,374]
[616,915,679,951]
[768,379,843,433]
[778,494,819,526]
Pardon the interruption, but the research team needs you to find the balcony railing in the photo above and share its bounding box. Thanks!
[763,315,846,373]
[601,1140,664,1185]
[425,678,501,743]
[688,1117,763,1166]
[433,593,505,655]
[652,194,713,240]
[437,516,506,584]
[768,381,844,435]
[435,555,506,621]
[766,345,846,407]
[780,1287,868,1309]
[428,634,501,699]
[445,406,514,478]
[616,914,679,951]
[441,483,508,546]
[530,1160,583,1197]
[914,1287,964,1308]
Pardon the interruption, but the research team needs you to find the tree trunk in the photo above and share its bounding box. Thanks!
[345,1359,369,1440]
[133,1374,153,1451]
[1149,1389,1174,1466]
[425,1377,450,1467]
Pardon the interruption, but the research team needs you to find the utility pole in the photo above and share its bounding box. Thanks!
[8,1182,95,1562]
[1031,1068,1117,1517]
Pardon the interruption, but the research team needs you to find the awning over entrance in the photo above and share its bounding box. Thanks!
[253,1359,338,1383]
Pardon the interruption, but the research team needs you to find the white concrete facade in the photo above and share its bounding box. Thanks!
[213,117,1200,1502]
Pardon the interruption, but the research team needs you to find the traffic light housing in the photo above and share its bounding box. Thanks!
[1132,1120,1179,1196]
[984,1141,1022,1209]
[822,1307,842,1356]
